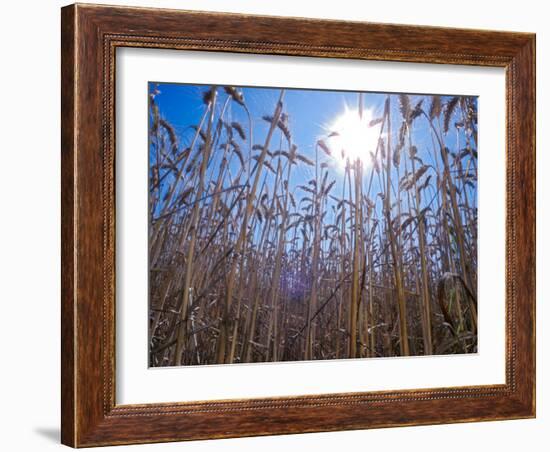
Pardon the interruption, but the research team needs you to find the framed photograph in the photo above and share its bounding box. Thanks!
[61,3,535,447]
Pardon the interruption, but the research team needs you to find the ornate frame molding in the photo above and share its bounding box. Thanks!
[61,4,535,447]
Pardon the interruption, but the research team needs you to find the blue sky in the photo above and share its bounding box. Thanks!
[148,82,477,253]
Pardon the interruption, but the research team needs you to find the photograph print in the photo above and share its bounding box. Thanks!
[148,82,478,367]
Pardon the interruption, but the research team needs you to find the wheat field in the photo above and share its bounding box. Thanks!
[148,84,478,366]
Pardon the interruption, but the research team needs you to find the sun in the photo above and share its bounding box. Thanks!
[326,107,381,168]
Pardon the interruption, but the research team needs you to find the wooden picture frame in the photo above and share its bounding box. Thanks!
[61,3,535,447]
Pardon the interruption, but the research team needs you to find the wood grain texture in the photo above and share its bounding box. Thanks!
[60,3,536,447]
[61,5,76,447]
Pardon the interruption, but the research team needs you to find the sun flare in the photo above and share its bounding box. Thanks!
[327,107,381,168]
